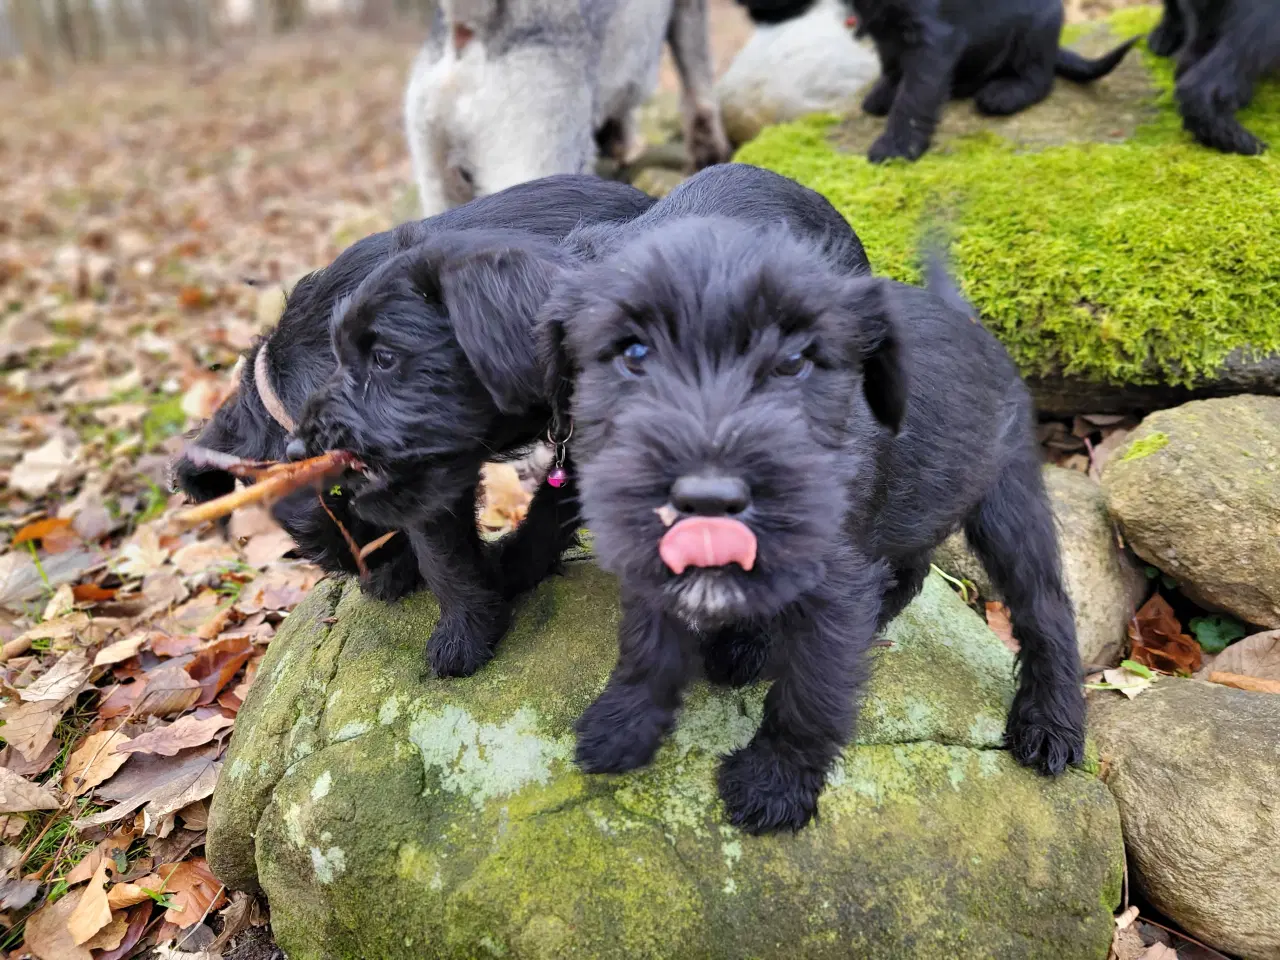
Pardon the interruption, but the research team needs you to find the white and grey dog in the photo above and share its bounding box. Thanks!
[404,0,732,215]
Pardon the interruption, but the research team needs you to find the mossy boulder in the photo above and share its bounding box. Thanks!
[1102,395,1280,628]
[935,465,1146,667]
[734,8,1280,415]
[208,563,1123,959]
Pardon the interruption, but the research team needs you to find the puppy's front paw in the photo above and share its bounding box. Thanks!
[685,106,733,170]
[427,604,510,678]
[1005,684,1086,775]
[575,687,671,774]
[867,132,927,164]
[718,742,824,834]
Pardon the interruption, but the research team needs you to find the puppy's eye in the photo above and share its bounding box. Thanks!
[615,341,649,378]
[371,348,397,371]
[775,351,813,380]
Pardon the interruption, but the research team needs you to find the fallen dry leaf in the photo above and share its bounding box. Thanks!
[0,874,41,911]
[9,433,81,498]
[96,902,152,960]
[11,516,74,547]
[1196,630,1280,682]
[170,540,241,576]
[1138,944,1178,960]
[137,663,204,717]
[985,601,1019,653]
[116,526,170,579]
[22,886,95,960]
[158,857,226,928]
[1207,671,1280,695]
[79,745,221,828]
[242,527,296,567]
[20,651,92,703]
[152,633,205,658]
[41,583,76,621]
[93,633,148,667]
[84,911,131,951]
[67,860,113,945]
[0,690,80,761]
[0,767,60,814]
[62,729,133,796]
[1101,664,1155,700]
[1128,594,1201,675]
[118,713,234,757]
[185,636,253,705]
[65,824,137,886]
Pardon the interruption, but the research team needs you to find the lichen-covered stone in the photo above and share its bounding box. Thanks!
[1102,396,1280,628]
[209,563,1121,959]
[935,466,1146,666]
[1090,680,1280,959]
[733,8,1280,410]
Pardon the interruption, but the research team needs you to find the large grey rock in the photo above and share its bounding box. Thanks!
[716,0,878,147]
[1103,396,1280,629]
[933,466,1146,666]
[1090,680,1280,959]
[208,564,1123,960]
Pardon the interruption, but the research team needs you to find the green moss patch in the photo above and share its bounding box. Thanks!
[735,8,1280,387]
[1120,431,1169,461]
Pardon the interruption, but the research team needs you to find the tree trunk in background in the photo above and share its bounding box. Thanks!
[71,0,105,60]
[11,0,51,74]
[257,0,304,33]
[108,0,141,56]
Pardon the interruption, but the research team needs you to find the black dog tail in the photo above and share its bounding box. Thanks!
[734,0,817,25]
[1054,36,1139,83]
[922,245,980,324]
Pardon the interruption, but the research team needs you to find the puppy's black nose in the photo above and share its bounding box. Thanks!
[670,474,751,517]
[285,437,308,462]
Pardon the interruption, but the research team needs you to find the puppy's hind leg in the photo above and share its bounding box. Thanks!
[668,0,732,169]
[407,485,512,678]
[861,70,902,117]
[974,11,1056,117]
[1176,48,1267,155]
[962,452,1085,775]
[1148,0,1187,58]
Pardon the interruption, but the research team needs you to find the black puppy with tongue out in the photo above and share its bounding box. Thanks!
[544,164,1088,834]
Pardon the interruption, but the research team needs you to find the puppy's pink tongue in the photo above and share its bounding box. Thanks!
[659,517,757,575]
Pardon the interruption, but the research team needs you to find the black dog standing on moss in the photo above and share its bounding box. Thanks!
[172,177,653,610]
[850,0,1137,162]
[1149,0,1279,155]
[541,170,1084,833]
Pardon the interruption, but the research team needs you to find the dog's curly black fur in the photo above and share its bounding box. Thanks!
[540,166,1084,833]
[1149,0,1279,155]
[172,176,653,608]
[849,0,1137,162]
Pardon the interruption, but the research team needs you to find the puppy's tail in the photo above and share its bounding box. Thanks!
[1054,36,1139,83]
[922,244,979,325]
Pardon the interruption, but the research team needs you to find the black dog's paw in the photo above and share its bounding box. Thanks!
[574,687,671,774]
[717,743,824,834]
[1147,20,1183,57]
[868,132,927,164]
[1005,686,1086,775]
[861,78,897,117]
[701,628,770,688]
[426,605,510,678]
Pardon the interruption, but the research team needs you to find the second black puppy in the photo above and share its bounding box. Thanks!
[851,0,1137,162]
[545,219,1085,833]
[1149,0,1279,155]
[173,177,653,608]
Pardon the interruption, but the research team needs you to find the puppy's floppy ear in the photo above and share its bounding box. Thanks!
[534,280,587,421]
[847,278,907,433]
[417,246,565,415]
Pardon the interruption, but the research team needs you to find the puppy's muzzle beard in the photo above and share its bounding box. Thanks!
[665,570,751,630]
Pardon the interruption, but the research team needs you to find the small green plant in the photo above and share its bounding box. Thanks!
[1189,615,1247,654]
[1120,432,1170,462]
